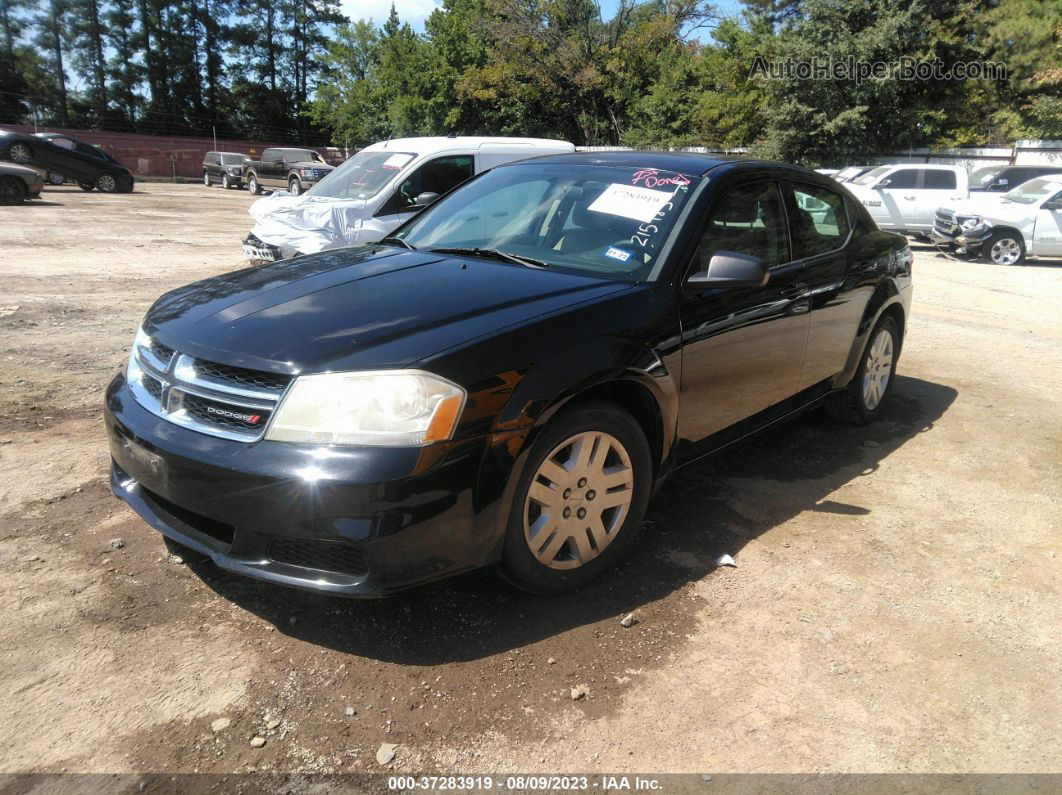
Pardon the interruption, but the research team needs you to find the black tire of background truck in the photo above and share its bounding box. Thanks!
[203,171,211,186]
[248,174,260,194]
[289,177,302,195]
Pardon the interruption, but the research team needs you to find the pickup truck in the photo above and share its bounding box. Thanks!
[242,147,334,196]
[931,175,1062,264]
[846,164,968,237]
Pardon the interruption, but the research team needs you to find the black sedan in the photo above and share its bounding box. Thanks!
[0,131,134,192]
[105,152,913,596]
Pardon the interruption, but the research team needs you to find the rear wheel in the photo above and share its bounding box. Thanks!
[7,142,32,163]
[502,402,651,593]
[826,315,899,425]
[96,173,117,193]
[248,174,260,195]
[0,176,27,204]
[982,231,1024,265]
[78,181,95,192]
[46,171,65,185]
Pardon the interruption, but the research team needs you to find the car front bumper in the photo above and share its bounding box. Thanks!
[105,374,508,597]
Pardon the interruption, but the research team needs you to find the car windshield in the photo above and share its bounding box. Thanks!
[852,166,890,186]
[969,166,1003,188]
[308,150,415,199]
[393,163,699,281]
[1002,177,1062,204]
[220,154,244,165]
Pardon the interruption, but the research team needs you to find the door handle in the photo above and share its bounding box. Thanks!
[903,195,916,200]
[780,282,808,299]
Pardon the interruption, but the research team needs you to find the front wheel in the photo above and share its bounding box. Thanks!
[982,231,1025,265]
[78,181,95,192]
[96,173,117,193]
[288,177,302,196]
[203,171,211,186]
[502,403,652,593]
[826,315,900,425]
[222,174,232,189]
[0,176,27,204]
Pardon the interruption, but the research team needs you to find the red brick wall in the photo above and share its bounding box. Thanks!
[5,124,349,178]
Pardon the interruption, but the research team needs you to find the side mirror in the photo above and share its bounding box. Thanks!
[414,191,440,207]
[686,251,768,290]
[875,179,892,189]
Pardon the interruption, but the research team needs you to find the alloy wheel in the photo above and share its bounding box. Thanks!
[0,177,25,204]
[990,237,1021,265]
[289,179,301,195]
[8,143,31,162]
[203,172,210,186]
[223,175,231,189]
[862,328,894,411]
[97,174,117,192]
[523,430,634,570]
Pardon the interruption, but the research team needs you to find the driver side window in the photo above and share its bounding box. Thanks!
[380,155,474,216]
[698,181,789,270]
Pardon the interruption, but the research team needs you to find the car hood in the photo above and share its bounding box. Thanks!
[291,161,334,170]
[938,194,1012,218]
[0,162,40,177]
[144,246,632,374]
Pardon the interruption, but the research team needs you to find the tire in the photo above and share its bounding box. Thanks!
[826,315,900,425]
[47,171,65,185]
[7,141,32,163]
[982,231,1025,265]
[288,177,302,196]
[222,174,231,189]
[0,175,27,205]
[78,181,96,192]
[248,174,260,195]
[96,173,118,193]
[501,402,652,593]
[203,171,211,186]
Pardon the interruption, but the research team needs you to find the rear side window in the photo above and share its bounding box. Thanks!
[923,170,957,189]
[698,181,789,267]
[260,149,276,161]
[884,169,919,189]
[789,183,850,258]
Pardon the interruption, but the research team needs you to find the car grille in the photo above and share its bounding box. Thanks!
[268,537,368,576]
[306,167,330,180]
[934,209,958,238]
[128,336,291,442]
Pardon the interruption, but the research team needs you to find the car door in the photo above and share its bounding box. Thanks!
[676,179,810,445]
[784,181,872,389]
[258,149,279,186]
[375,154,476,232]
[876,167,921,229]
[45,136,89,178]
[918,169,960,228]
[1032,185,1062,255]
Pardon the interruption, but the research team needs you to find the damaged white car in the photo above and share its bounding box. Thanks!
[931,175,1062,265]
[242,136,575,262]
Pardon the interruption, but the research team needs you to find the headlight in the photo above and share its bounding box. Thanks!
[300,168,313,177]
[126,327,150,383]
[266,370,466,446]
[960,216,983,229]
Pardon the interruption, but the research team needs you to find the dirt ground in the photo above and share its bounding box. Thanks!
[1,183,1060,778]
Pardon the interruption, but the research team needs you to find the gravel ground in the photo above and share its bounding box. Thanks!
[1,183,1060,777]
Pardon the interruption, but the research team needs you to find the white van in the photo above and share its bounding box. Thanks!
[845,163,969,236]
[242,136,575,261]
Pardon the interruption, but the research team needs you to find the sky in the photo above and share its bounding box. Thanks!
[340,0,745,39]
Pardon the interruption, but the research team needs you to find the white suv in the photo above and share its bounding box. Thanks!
[846,164,968,236]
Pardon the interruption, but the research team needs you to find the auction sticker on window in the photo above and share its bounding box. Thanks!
[589,183,676,224]
[383,153,414,169]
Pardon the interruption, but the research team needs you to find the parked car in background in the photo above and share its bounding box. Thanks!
[846,163,967,237]
[833,166,875,183]
[108,152,912,596]
[0,131,134,192]
[932,175,1062,264]
[967,164,1062,194]
[202,151,247,189]
[242,136,576,262]
[242,147,333,196]
[0,162,44,204]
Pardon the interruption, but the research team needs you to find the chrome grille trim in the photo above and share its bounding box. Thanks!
[128,340,290,443]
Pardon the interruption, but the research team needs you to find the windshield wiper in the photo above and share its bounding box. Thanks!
[427,247,548,269]
[379,237,416,250]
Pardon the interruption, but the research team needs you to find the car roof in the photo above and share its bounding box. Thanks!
[498,150,834,181]
[209,151,245,156]
[362,136,575,156]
